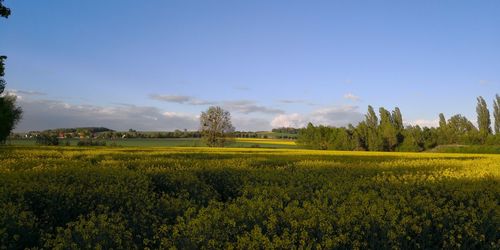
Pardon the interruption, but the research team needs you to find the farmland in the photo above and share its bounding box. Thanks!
[6,138,299,149]
[0,146,498,249]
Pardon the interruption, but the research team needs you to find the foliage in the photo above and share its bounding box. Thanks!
[476,96,492,142]
[0,147,498,249]
[0,94,22,143]
[494,94,500,134]
[200,106,235,147]
[0,0,10,18]
[0,5,22,144]
[298,96,500,152]
[35,134,59,146]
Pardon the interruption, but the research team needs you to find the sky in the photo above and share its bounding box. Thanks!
[1,0,499,132]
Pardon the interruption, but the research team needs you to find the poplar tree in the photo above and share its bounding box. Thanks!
[365,105,378,128]
[494,94,500,134]
[438,113,448,144]
[379,107,397,151]
[392,107,404,131]
[392,107,404,146]
[365,106,382,151]
[476,96,491,142]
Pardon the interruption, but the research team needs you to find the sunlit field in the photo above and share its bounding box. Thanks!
[6,138,299,149]
[0,146,498,249]
[234,138,297,145]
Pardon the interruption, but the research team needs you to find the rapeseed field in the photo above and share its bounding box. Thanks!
[0,146,498,249]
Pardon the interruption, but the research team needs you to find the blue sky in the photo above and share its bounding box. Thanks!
[1,0,499,131]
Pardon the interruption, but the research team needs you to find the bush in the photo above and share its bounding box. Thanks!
[35,134,59,146]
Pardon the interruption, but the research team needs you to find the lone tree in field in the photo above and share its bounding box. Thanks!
[0,1,22,143]
[200,106,235,147]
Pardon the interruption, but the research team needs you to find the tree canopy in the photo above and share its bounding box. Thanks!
[199,106,235,147]
[0,1,22,143]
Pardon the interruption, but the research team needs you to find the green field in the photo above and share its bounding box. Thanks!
[0,146,498,249]
[6,138,300,149]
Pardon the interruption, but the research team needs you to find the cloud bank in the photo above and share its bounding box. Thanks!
[12,90,365,132]
[13,94,199,131]
[271,106,364,128]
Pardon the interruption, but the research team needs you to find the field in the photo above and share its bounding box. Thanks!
[6,138,299,149]
[0,146,499,249]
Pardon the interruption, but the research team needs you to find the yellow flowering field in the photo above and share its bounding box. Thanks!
[0,146,498,249]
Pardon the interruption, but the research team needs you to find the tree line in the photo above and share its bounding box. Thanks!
[298,95,500,152]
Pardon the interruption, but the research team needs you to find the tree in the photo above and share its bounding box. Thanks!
[438,113,448,144]
[0,0,10,18]
[391,107,405,146]
[398,125,424,152]
[494,94,500,134]
[0,95,22,143]
[476,96,491,142]
[447,114,478,144]
[0,55,6,94]
[365,106,382,151]
[0,2,22,143]
[379,107,398,151]
[200,106,235,147]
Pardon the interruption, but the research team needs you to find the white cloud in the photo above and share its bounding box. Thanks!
[150,94,216,105]
[151,94,283,114]
[343,93,360,101]
[406,119,439,128]
[271,113,307,128]
[311,105,364,126]
[233,117,271,131]
[271,105,364,128]
[278,99,316,105]
[11,89,46,96]
[14,97,199,132]
[10,90,363,132]
[223,100,284,114]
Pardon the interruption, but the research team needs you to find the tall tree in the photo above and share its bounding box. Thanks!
[365,106,382,151]
[365,105,378,129]
[199,106,235,147]
[494,94,500,134]
[439,113,447,128]
[392,107,404,131]
[379,107,398,151]
[391,107,405,146]
[476,96,491,142]
[438,113,448,144]
[0,1,22,143]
